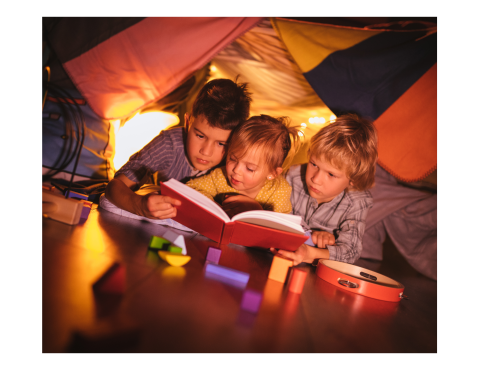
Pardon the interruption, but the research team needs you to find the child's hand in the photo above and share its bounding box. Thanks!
[311,231,336,248]
[270,244,310,265]
[270,243,330,266]
[221,194,263,218]
[139,192,181,220]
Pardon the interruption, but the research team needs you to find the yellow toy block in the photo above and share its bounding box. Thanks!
[157,251,191,267]
[268,254,293,283]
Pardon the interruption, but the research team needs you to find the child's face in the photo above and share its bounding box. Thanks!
[226,146,279,198]
[185,114,231,171]
[306,155,351,204]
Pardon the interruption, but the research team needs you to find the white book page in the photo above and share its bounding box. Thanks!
[231,210,304,234]
[163,179,230,223]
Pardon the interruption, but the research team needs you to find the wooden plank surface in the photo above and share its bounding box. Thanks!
[42,207,437,352]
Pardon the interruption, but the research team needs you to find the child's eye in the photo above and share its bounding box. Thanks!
[247,167,254,172]
[218,142,226,147]
[310,161,317,168]
[328,173,337,178]
[196,134,204,139]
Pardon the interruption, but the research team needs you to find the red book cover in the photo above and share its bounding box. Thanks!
[160,180,308,252]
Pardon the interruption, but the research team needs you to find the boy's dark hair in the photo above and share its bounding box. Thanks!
[191,77,252,130]
[308,113,378,191]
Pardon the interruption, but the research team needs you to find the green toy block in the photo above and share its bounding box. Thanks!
[168,245,183,254]
[149,236,170,250]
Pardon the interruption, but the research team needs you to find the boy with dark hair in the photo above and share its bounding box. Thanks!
[104,78,252,220]
[271,113,378,265]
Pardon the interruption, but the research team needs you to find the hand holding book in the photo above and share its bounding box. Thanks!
[221,194,264,219]
[161,179,308,251]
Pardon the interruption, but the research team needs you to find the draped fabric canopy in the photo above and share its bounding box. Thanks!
[272,18,437,182]
[44,17,437,182]
[45,17,263,120]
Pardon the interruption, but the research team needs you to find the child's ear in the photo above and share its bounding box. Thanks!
[184,113,191,131]
[268,167,284,180]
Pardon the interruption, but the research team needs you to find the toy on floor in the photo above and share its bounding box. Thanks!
[288,268,307,294]
[79,201,93,223]
[157,251,191,267]
[162,230,187,255]
[65,190,89,201]
[149,236,171,250]
[268,254,293,283]
[204,263,249,289]
[240,289,263,313]
[92,262,126,294]
[205,247,221,264]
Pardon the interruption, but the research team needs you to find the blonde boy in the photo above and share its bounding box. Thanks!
[271,113,378,265]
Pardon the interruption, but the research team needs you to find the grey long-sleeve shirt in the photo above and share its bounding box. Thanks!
[286,164,373,263]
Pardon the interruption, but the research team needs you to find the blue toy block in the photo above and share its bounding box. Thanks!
[205,247,221,264]
[204,263,249,289]
[65,190,88,201]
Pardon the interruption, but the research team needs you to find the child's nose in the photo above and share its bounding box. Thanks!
[200,141,213,157]
[312,172,323,185]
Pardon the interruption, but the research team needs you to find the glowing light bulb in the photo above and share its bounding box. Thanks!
[330,114,336,121]
[299,131,304,137]
[319,117,326,124]
[301,123,307,127]
[211,65,217,72]
[308,117,314,124]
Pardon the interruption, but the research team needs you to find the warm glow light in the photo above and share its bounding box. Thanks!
[210,65,217,72]
[308,117,314,124]
[319,117,326,124]
[299,131,304,137]
[330,114,337,121]
[84,218,105,253]
[301,123,307,127]
[113,112,179,170]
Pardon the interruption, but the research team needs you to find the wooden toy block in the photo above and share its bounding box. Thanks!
[149,236,170,250]
[157,251,191,267]
[268,254,293,283]
[168,245,183,254]
[288,268,307,294]
[92,262,126,294]
[163,230,187,255]
[204,263,249,289]
[205,247,221,264]
[42,189,83,225]
[240,289,263,313]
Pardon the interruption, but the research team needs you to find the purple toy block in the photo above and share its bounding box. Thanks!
[204,263,249,289]
[240,289,263,313]
[80,205,91,220]
[206,247,221,264]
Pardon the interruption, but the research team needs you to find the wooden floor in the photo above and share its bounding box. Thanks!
[42,205,437,353]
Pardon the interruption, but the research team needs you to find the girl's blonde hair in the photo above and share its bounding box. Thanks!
[227,115,301,173]
[308,113,378,191]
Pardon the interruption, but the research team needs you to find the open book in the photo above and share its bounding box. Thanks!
[160,178,308,251]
